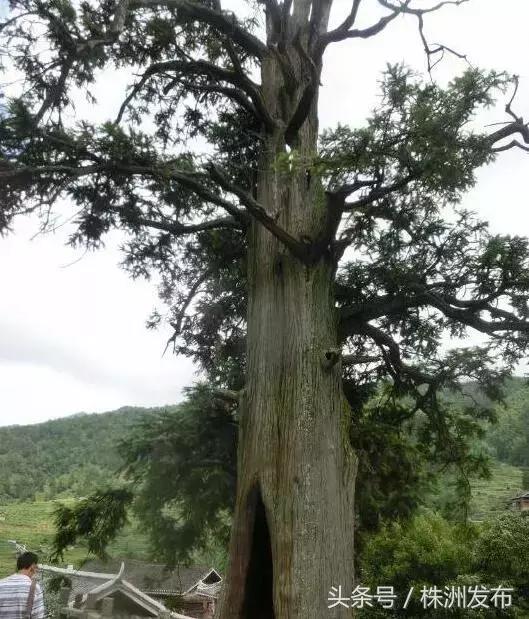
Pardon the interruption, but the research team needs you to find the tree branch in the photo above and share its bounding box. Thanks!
[422,289,529,336]
[0,161,249,225]
[132,0,268,58]
[165,269,212,354]
[342,353,380,365]
[319,0,410,48]
[346,319,436,385]
[129,214,244,235]
[115,59,275,130]
[378,0,470,17]
[487,113,529,152]
[33,56,75,125]
[321,0,362,43]
[342,173,417,211]
[212,388,240,403]
[258,0,282,41]
[177,80,261,119]
[339,286,529,347]
[207,164,310,262]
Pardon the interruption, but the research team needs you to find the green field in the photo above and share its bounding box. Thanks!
[470,461,524,521]
[0,461,524,578]
[0,500,150,578]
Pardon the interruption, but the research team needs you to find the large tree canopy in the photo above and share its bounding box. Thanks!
[2,0,529,616]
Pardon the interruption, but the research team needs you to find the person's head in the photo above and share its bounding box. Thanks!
[16,552,39,578]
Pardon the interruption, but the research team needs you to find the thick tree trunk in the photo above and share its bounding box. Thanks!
[216,47,358,618]
[216,250,358,618]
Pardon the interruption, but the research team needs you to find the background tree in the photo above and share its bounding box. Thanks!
[474,511,529,610]
[360,511,529,617]
[2,0,529,616]
[49,380,489,571]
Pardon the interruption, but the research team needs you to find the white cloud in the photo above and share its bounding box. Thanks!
[0,218,196,425]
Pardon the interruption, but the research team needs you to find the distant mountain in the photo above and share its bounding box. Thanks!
[1,377,528,504]
[0,405,176,502]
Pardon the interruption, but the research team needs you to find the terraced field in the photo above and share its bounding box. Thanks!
[470,461,524,521]
[0,500,150,578]
[1,460,524,578]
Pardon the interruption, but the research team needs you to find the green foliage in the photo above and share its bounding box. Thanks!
[474,512,529,585]
[48,385,237,567]
[48,381,504,565]
[346,382,431,538]
[319,65,507,197]
[359,511,528,617]
[0,407,149,502]
[52,489,134,560]
[441,462,523,523]
[2,379,528,570]
[522,468,529,490]
[361,512,475,591]
[484,379,529,468]
[0,500,151,578]
[118,384,237,566]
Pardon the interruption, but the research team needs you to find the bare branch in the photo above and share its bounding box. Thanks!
[492,140,529,154]
[415,12,469,75]
[486,77,529,153]
[321,0,362,43]
[488,118,529,151]
[378,0,469,17]
[319,0,469,70]
[319,0,410,48]
[505,75,521,122]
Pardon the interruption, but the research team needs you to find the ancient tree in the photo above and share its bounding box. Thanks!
[2,0,529,616]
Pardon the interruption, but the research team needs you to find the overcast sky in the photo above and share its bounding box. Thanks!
[0,0,528,426]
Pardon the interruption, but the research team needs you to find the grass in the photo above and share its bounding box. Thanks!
[0,500,150,578]
[0,461,524,578]
[470,461,524,521]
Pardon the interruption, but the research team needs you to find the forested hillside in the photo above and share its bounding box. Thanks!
[485,379,529,468]
[0,378,528,505]
[0,405,176,502]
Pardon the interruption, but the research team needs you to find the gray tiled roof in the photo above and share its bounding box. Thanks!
[80,559,221,595]
[69,573,110,597]
[511,492,529,500]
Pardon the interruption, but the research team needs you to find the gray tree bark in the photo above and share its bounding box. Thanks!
[217,41,358,618]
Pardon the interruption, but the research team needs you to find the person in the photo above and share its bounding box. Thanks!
[0,551,45,618]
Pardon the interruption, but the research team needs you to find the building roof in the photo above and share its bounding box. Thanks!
[39,563,193,619]
[79,558,222,597]
[511,492,529,501]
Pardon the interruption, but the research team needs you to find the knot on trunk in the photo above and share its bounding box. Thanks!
[322,347,341,370]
